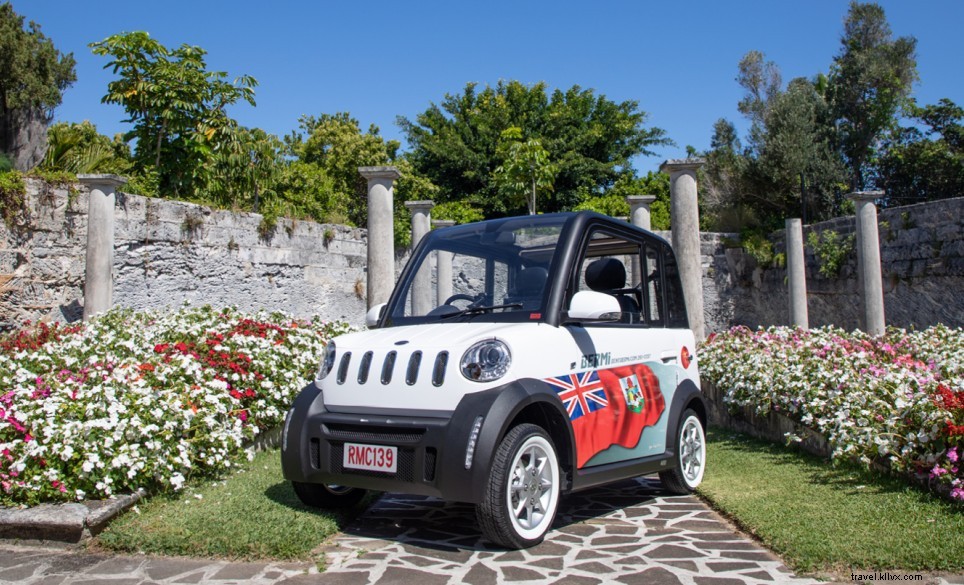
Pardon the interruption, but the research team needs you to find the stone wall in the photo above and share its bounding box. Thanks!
[0,179,375,329]
[2,179,962,332]
[706,196,964,331]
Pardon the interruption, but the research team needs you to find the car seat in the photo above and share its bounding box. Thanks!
[585,258,641,322]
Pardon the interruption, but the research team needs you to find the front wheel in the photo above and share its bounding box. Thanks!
[659,409,706,494]
[291,481,366,508]
[476,424,561,549]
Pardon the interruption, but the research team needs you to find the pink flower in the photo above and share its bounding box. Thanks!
[948,448,959,463]
[951,487,964,501]
[930,465,948,478]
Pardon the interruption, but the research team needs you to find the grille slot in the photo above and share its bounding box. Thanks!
[331,443,415,482]
[309,438,320,469]
[381,351,397,384]
[324,423,425,444]
[406,351,422,386]
[336,352,351,384]
[358,351,373,384]
[432,351,449,387]
[424,447,437,481]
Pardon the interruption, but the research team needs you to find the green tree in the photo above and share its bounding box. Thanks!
[288,112,399,226]
[574,171,671,230]
[827,1,917,190]
[40,121,130,175]
[878,98,964,206]
[90,32,257,198]
[0,3,76,170]
[399,80,669,218]
[492,127,556,215]
[209,126,284,212]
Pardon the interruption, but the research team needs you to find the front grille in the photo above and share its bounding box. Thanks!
[324,423,425,444]
[432,352,448,386]
[309,438,320,469]
[337,352,351,384]
[330,442,415,482]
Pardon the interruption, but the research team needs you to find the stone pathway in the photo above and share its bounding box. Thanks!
[0,477,955,584]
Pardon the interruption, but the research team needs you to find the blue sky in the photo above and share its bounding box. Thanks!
[9,0,963,174]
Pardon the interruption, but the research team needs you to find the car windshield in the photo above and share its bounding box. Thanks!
[384,214,569,325]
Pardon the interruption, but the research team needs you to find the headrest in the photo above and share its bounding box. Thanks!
[585,258,626,291]
[517,266,548,295]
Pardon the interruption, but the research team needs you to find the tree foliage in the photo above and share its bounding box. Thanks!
[878,98,964,206]
[399,80,669,218]
[827,1,917,190]
[0,2,76,169]
[287,113,399,226]
[39,121,130,175]
[90,31,257,198]
[492,127,556,215]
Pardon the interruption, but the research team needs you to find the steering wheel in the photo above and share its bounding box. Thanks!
[443,293,481,305]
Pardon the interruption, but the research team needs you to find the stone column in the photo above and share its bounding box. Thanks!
[360,166,401,310]
[433,219,456,304]
[785,218,809,329]
[660,159,706,340]
[626,195,657,287]
[626,195,657,231]
[849,191,886,336]
[78,174,127,320]
[405,200,435,315]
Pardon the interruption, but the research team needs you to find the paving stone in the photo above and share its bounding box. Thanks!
[590,535,641,546]
[575,549,608,560]
[670,519,733,532]
[375,566,450,584]
[500,566,547,582]
[617,566,684,585]
[398,555,443,568]
[72,579,142,585]
[88,556,147,575]
[740,570,775,581]
[694,577,749,585]
[661,560,700,572]
[286,572,366,584]
[550,576,601,585]
[647,544,702,559]
[573,561,614,574]
[720,551,779,562]
[527,541,571,556]
[210,562,270,580]
[462,562,499,585]
[144,558,211,580]
[529,557,564,570]
[0,563,40,582]
[707,561,761,573]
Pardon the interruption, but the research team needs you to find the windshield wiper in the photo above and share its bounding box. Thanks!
[440,303,522,319]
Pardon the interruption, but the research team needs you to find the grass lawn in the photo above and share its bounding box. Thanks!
[94,448,359,561]
[698,429,964,575]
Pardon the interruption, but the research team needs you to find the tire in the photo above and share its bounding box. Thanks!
[659,409,706,494]
[476,423,561,549]
[291,481,366,508]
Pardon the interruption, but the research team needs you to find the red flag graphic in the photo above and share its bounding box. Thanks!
[546,363,665,468]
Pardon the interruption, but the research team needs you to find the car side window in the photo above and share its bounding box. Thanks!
[662,243,689,327]
[571,230,644,325]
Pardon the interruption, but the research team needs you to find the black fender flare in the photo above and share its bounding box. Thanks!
[444,378,575,502]
[663,378,707,453]
[280,381,326,481]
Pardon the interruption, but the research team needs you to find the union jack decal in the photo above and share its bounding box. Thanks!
[545,371,608,420]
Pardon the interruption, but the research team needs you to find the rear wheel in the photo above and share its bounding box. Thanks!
[291,481,366,508]
[659,409,706,494]
[476,424,561,548]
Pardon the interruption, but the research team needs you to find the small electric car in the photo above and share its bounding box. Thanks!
[281,211,706,548]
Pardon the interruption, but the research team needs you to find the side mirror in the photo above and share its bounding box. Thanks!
[365,303,386,328]
[567,291,620,322]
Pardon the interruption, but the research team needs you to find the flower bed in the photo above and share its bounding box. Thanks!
[0,306,351,506]
[699,324,964,501]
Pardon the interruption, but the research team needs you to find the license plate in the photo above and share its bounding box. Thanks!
[343,442,398,473]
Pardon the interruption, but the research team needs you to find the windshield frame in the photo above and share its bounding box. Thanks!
[379,213,577,328]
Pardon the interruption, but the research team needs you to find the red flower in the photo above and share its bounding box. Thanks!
[154,343,169,353]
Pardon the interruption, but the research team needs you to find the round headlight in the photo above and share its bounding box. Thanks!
[460,339,511,382]
[315,341,337,381]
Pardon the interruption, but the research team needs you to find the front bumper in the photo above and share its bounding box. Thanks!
[280,383,489,502]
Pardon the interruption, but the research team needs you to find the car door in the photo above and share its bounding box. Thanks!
[558,227,693,469]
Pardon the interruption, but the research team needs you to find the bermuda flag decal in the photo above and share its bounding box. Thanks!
[546,364,666,468]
